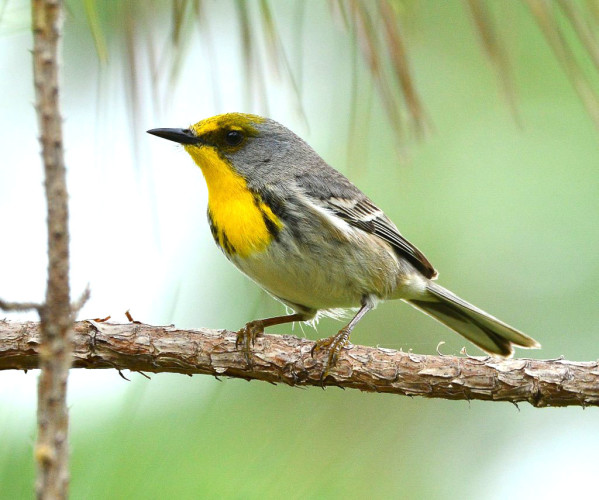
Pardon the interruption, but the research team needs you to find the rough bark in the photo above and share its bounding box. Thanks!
[1,320,598,408]
[31,1,72,499]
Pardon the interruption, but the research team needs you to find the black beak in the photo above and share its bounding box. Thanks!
[147,128,200,145]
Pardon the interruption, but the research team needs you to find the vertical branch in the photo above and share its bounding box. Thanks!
[31,1,72,499]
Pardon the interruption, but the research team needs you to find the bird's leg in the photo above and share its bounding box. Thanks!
[311,299,374,381]
[236,313,309,365]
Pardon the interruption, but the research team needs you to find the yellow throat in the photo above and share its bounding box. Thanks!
[183,114,282,258]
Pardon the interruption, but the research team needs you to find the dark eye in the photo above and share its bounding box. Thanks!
[225,130,244,146]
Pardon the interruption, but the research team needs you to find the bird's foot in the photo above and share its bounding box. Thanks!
[236,320,264,365]
[311,327,351,383]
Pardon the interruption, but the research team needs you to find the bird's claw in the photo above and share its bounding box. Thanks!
[235,320,264,365]
[311,327,351,384]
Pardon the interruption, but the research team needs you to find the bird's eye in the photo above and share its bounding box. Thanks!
[225,130,244,146]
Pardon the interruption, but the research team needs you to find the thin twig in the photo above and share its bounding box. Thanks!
[70,286,91,318]
[1,320,598,408]
[0,299,41,312]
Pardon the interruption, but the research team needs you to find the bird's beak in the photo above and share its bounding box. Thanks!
[147,128,200,145]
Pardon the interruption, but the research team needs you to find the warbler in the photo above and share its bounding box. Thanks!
[148,113,540,374]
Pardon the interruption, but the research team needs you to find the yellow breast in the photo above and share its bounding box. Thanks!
[184,145,281,258]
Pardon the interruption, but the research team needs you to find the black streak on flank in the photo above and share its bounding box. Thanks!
[262,213,281,241]
[207,211,219,241]
[257,189,286,219]
[258,189,307,245]
[220,231,237,256]
[252,192,282,241]
[207,210,237,256]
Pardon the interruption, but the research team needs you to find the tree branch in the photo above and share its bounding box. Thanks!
[31,1,72,498]
[1,320,598,408]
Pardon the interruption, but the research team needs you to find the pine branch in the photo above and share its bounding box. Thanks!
[1,320,598,408]
[31,1,72,498]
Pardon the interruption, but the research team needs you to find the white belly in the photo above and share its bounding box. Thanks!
[229,227,427,313]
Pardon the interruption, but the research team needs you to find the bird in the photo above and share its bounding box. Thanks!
[147,112,540,376]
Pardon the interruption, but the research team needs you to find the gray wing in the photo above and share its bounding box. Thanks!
[289,164,438,279]
[327,196,438,279]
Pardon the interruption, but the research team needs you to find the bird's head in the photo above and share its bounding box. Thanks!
[147,112,308,183]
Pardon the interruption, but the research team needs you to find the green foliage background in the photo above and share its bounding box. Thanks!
[1,1,598,498]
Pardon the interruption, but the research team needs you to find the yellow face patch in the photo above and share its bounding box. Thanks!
[183,115,281,258]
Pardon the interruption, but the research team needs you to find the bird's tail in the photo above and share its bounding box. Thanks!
[407,282,540,357]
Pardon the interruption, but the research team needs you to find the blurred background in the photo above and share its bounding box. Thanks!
[1,0,599,498]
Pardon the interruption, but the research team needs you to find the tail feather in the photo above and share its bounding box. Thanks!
[407,282,541,357]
